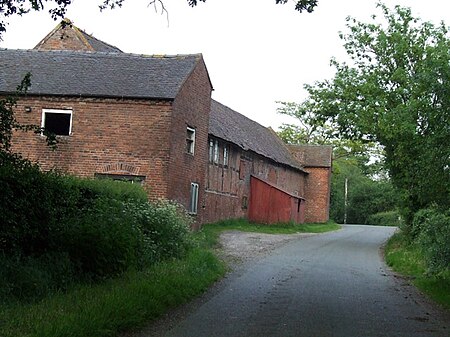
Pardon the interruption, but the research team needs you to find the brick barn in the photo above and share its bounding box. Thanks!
[0,20,332,227]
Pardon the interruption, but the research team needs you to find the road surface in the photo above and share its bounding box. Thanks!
[141,225,450,337]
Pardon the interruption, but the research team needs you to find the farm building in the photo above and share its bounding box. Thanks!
[0,20,332,227]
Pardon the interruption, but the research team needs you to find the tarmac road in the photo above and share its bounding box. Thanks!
[160,225,449,337]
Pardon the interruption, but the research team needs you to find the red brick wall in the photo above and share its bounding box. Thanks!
[11,96,173,200]
[35,25,93,51]
[303,167,331,223]
[203,138,306,224]
[168,57,212,228]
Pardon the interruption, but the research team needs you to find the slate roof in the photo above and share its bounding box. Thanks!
[288,144,333,168]
[0,49,202,100]
[77,30,123,53]
[210,100,306,173]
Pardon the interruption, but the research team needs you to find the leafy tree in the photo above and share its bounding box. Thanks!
[0,0,319,36]
[289,3,450,224]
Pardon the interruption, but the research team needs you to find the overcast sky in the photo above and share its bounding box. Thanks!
[1,0,449,129]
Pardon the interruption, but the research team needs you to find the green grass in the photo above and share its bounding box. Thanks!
[199,218,340,243]
[0,249,226,337]
[385,233,450,310]
[0,219,338,337]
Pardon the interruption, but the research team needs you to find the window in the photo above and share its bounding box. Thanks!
[209,139,214,163]
[213,140,219,164]
[41,109,72,136]
[186,126,195,154]
[189,182,199,214]
[95,173,145,185]
[223,145,229,167]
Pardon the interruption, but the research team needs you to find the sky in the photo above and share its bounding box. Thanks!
[1,0,449,129]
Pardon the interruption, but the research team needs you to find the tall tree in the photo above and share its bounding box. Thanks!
[0,0,319,36]
[290,3,450,224]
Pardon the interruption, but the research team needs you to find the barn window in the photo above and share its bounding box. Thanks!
[189,182,199,214]
[94,173,145,185]
[209,139,214,163]
[223,145,229,167]
[186,126,195,154]
[41,109,72,136]
[214,140,219,164]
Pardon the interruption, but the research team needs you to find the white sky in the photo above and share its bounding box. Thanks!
[1,0,449,129]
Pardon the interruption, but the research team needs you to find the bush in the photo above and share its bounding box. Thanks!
[0,161,193,302]
[366,210,403,226]
[413,208,450,274]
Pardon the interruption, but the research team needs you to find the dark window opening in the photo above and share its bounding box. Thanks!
[95,173,146,185]
[42,110,72,136]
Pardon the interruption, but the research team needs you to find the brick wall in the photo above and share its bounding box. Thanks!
[34,24,93,51]
[168,57,212,228]
[303,167,331,223]
[203,137,306,224]
[12,96,173,200]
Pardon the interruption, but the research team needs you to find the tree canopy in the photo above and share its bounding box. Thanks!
[0,0,319,36]
[284,3,450,224]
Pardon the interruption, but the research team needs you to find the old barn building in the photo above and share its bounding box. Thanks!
[0,20,331,227]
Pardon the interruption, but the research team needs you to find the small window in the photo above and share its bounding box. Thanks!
[223,145,229,167]
[209,139,214,163]
[189,182,199,214]
[95,173,146,185]
[213,140,219,164]
[186,126,195,154]
[41,109,72,136]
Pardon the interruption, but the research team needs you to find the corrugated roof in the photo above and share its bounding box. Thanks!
[210,100,306,172]
[0,49,201,99]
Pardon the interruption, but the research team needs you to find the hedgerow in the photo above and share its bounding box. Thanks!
[0,160,193,303]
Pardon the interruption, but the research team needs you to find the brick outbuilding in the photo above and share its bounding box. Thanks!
[0,21,332,226]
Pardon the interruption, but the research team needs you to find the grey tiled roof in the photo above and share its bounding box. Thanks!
[210,100,305,172]
[288,144,333,168]
[0,49,201,99]
[80,31,123,53]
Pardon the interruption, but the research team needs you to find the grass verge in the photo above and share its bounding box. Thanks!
[198,218,340,247]
[385,232,450,310]
[0,219,338,337]
[0,249,225,337]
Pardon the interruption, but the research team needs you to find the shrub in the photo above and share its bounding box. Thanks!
[128,200,193,265]
[414,208,450,274]
[366,210,403,227]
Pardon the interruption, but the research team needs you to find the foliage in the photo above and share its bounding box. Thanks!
[292,3,450,225]
[366,210,402,227]
[413,208,450,273]
[329,157,399,224]
[0,249,225,337]
[0,163,197,302]
[0,0,319,37]
[385,232,450,309]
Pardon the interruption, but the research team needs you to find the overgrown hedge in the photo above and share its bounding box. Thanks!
[411,208,450,274]
[0,159,193,303]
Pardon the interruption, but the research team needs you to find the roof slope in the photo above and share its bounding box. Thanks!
[288,144,333,168]
[210,100,305,172]
[0,49,201,100]
[34,19,123,53]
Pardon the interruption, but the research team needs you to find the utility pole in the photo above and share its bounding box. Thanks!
[344,178,348,225]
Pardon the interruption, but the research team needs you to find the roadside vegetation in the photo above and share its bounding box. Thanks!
[385,209,450,310]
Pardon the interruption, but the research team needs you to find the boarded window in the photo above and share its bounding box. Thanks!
[189,182,199,214]
[186,126,195,154]
[41,109,72,136]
